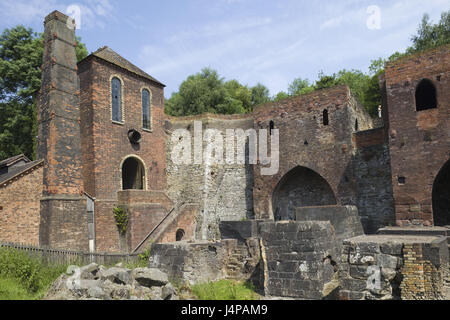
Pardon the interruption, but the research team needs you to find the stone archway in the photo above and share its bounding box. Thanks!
[121,156,146,190]
[432,159,450,226]
[272,166,337,221]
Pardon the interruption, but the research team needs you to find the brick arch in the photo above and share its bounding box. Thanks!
[272,166,337,221]
[119,154,148,190]
[432,158,450,226]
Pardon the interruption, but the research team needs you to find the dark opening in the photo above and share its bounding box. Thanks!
[432,159,450,226]
[176,229,185,241]
[272,166,337,221]
[355,119,359,131]
[323,109,329,126]
[122,157,145,190]
[269,120,274,135]
[128,129,142,144]
[398,176,406,185]
[415,79,437,111]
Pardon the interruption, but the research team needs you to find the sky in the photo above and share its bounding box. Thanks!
[0,0,448,98]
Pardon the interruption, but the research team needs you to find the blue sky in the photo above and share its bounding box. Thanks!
[0,0,448,98]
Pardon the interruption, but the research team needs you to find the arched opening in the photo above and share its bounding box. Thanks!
[176,229,185,241]
[323,109,329,126]
[272,166,337,221]
[355,119,359,131]
[121,156,145,190]
[269,120,274,135]
[432,159,450,226]
[415,79,437,111]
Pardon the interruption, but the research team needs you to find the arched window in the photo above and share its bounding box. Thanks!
[142,89,151,130]
[269,120,274,135]
[176,229,185,241]
[323,109,329,126]
[415,79,437,111]
[121,156,145,190]
[111,77,122,122]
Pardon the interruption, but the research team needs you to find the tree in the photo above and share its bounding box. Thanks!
[288,77,314,96]
[0,25,88,161]
[273,91,289,102]
[250,83,270,106]
[408,11,450,54]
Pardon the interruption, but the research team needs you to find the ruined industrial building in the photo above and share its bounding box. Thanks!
[0,11,449,300]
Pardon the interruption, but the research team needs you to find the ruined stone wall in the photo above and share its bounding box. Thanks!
[165,115,254,241]
[148,238,261,286]
[259,221,340,299]
[384,44,450,225]
[353,130,395,233]
[0,164,43,245]
[252,86,374,220]
[339,235,449,300]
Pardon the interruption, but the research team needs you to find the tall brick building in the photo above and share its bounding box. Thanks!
[0,10,448,253]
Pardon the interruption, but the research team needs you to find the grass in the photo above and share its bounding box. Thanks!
[0,247,73,300]
[190,280,260,300]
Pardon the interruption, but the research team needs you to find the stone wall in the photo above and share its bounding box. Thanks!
[353,137,395,234]
[165,115,254,241]
[259,221,340,299]
[295,205,364,253]
[339,235,449,300]
[0,164,43,245]
[148,238,261,286]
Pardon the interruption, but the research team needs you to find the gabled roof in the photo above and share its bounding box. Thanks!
[0,159,44,187]
[0,154,31,169]
[81,46,165,87]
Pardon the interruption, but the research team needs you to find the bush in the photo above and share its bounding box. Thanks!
[191,280,259,300]
[0,247,72,299]
[0,248,42,292]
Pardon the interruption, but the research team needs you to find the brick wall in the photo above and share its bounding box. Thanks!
[384,44,450,226]
[78,55,168,252]
[0,164,43,245]
[252,85,374,220]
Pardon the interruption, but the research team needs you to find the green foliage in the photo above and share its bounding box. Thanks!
[0,247,70,300]
[250,83,270,106]
[165,68,264,116]
[113,207,128,235]
[190,280,259,300]
[408,11,450,54]
[0,25,88,161]
[273,91,289,102]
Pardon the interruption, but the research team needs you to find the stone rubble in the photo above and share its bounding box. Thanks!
[44,263,180,300]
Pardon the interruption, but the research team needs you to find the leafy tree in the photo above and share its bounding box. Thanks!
[0,25,88,161]
[273,91,289,102]
[224,79,252,113]
[315,72,338,90]
[287,77,314,96]
[407,11,450,54]
[250,83,270,106]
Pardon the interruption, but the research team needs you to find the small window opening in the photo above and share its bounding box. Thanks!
[415,79,437,111]
[398,176,406,185]
[323,109,329,126]
[269,120,274,135]
[355,119,359,131]
[176,229,185,241]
